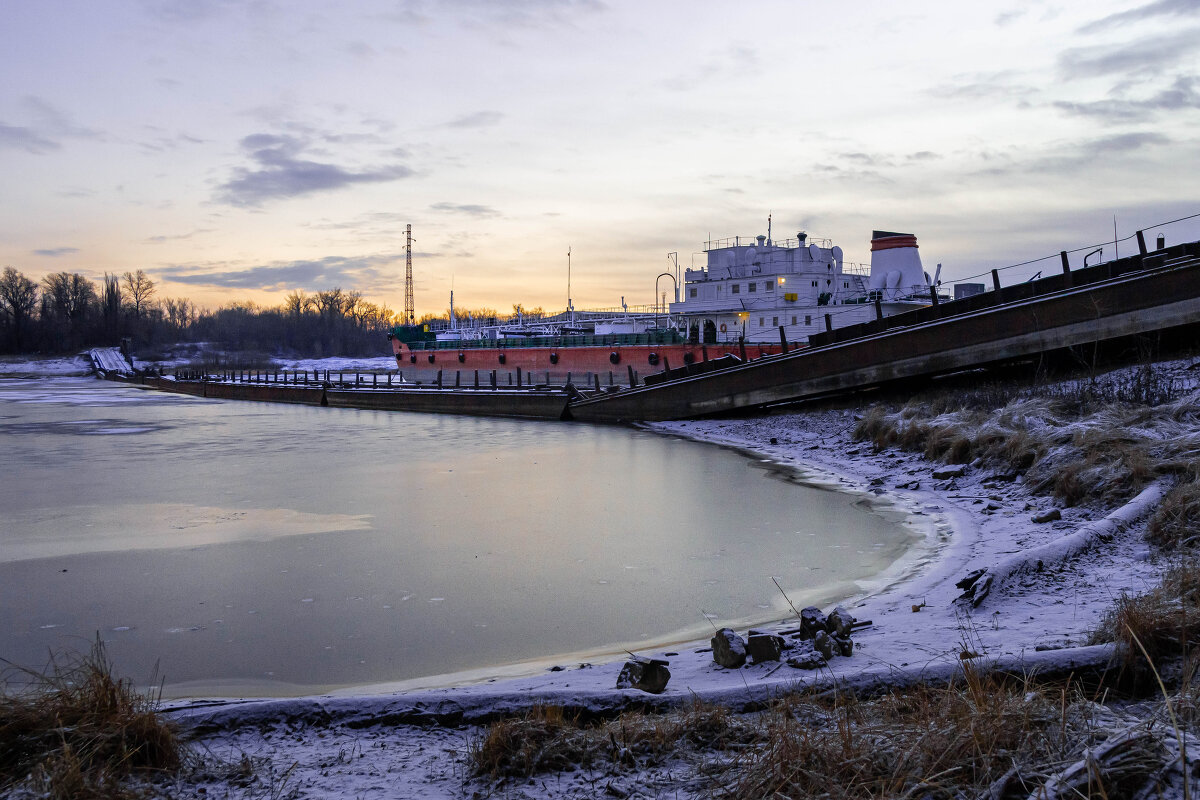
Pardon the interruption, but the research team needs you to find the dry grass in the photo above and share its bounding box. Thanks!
[0,639,185,799]
[1091,560,1200,669]
[470,701,757,780]
[470,671,1175,797]
[727,669,1073,799]
[853,364,1200,508]
[1147,479,1200,549]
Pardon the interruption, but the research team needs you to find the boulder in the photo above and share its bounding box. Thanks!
[813,630,834,661]
[834,636,854,657]
[747,633,785,663]
[786,643,826,670]
[826,606,856,638]
[932,464,967,480]
[1032,508,1062,523]
[799,606,827,639]
[711,628,747,669]
[615,657,670,694]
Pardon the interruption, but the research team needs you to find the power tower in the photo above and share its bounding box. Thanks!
[404,223,414,324]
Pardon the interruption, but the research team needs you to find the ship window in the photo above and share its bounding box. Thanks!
[792,316,797,325]
[811,280,818,287]
[759,317,764,327]
[689,288,697,298]
[772,316,779,326]
[731,284,740,294]
[843,281,849,288]
[765,282,773,291]
[805,315,812,325]
[748,282,756,293]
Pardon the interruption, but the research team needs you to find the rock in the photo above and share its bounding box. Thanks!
[932,464,967,479]
[956,568,987,591]
[770,437,778,444]
[799,606,827,639]
[786,643,826,670]
[833,636,854,657]
[747,633,785,663]
[813,630,834,660]
[711,628,747,668]
[615,657,671,693]
[826,606,856,637]
[1032,508,1062,523]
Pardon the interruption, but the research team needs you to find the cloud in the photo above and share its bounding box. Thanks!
[1078,0,1200,34]
[1058,29,1200,79]
[33,247,79,257]
[662,45,761,92]
[444,111,505,129]
[0,97,104,154]
[146,229,213,243]
[994,8,1026,26]
[971,132,1171,177]
[156,254,399,291]
[429,202,500,218]
[927,71,1039,102]
[0,124,60,154]
[216,133,414,207]
[1052,74,1200,121]
[391,0,606,30]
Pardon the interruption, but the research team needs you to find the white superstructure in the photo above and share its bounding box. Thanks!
[668,227,935,344]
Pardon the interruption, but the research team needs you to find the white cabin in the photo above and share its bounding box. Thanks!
[669,229,933,344]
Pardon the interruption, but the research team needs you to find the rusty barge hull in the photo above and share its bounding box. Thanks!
[137,376,569,420]
[324,387,568,419]
[566,255,1200,422]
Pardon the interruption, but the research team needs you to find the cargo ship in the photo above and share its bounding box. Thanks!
[389,226,937,384]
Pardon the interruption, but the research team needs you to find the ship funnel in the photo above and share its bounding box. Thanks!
[868,230,929,300]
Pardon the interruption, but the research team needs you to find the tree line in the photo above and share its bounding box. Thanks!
[0,266,399,358]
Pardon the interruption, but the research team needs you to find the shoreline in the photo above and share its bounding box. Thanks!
[163,398,1171,797]
[6,355,1186,797]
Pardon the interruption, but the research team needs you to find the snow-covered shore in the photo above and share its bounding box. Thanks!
[166,392,1180,798]
[5,355,1191,797]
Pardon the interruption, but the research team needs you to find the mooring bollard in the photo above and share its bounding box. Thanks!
[436,370,443,389]
[491,369,497,390]
[594,373,601,391]
[455,371,461,388]
[474,369,479,389]
[516,366,522,386]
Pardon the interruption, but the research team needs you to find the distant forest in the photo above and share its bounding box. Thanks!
[0,266,400,358]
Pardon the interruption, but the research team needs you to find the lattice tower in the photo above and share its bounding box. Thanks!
[404,224,414,324]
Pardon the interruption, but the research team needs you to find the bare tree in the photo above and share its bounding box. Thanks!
[283,290,311,318]
[0,267,39,351]
[121,270,156,320]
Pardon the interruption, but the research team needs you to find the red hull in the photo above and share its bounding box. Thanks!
[391,341,783,384]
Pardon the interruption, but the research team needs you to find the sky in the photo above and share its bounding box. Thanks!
[2,0,1199,317]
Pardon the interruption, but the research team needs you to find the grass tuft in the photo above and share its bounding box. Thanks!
[0,638,185,799]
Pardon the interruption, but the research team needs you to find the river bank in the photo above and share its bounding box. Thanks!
[4,354,1198,798]
[150,358,1198,799]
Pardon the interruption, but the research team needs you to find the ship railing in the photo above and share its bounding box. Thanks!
[842,263,871,276]
[405,330,688,351]
[704,235,833,251]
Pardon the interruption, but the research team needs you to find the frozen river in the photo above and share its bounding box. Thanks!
[0,374,918,696]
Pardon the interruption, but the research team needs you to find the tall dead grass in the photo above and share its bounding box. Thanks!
[0,639,185,799]
[470,701,756,780]
[854,365,1199,507]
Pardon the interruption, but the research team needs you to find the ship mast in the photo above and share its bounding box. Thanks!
[404,223,414,325]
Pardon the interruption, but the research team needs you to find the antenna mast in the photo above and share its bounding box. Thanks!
[404,224,414,324]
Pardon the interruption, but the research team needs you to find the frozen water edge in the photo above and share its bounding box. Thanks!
[164,392,1179,798]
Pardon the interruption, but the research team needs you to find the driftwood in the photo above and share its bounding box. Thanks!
[961,481,1169,607]
[1032,723,1164,800]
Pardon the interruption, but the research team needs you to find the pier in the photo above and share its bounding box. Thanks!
[103,233,1200,423]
